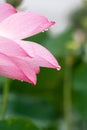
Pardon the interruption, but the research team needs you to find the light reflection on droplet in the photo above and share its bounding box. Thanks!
[21,80,23,82]
[45,29,48,31]
[57,66,61,70]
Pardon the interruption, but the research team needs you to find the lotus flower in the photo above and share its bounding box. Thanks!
[0,3,60,85]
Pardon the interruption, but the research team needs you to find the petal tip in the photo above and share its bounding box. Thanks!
[50,21,56,25]
[57,65,61,71]
[31,81,36,86]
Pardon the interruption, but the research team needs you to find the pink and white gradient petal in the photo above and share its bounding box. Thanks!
[0,12,55,40]
[0,53,33,83]
[0,3,17,22]
[10,56,39,85]
[16,40,60,70]
[0,36,31,57]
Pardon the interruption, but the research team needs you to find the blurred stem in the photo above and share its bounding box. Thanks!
[1,78,10,120]
[63,55,73,130]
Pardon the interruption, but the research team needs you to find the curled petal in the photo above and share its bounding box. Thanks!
[16,40,61,70]
[0,3,17,22]
[0,12,55,39]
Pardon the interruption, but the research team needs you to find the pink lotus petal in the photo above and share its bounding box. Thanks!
[16,40,61,70]
[0,12,55,39]
[0,53,33,83]
[19,57,40,74]
[0,3,17,22]
[11,57,38,85]
[0,36,32,57]
[0,3,60,84]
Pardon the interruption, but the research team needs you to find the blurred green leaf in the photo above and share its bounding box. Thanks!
[10,67,62,100]
[45,28,73,57]
[45,123,59,130]
[0,117,40,130]
[70,5,87,31]
[73,63,87,91]
[13,95,56,121]
[4,91,62,120]
[73,62,87,118]
[0,67,63,125]
[25,32,49,45]
[0,76,5,90]
[73,90,87,119]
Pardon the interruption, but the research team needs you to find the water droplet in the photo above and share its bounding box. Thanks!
[45,29,48,31]
[57,66,61,70]
[21,80,23,82]
[42,31,45,32]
